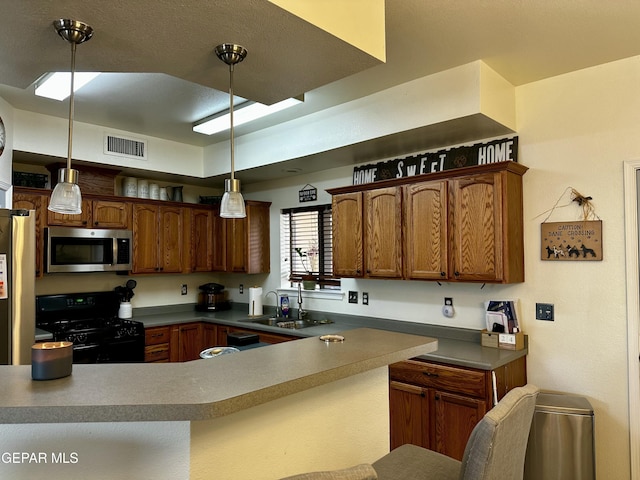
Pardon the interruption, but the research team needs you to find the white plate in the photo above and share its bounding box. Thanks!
[199,346,240,359]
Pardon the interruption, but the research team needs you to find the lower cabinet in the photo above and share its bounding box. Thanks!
[389,356,526,461]
[144,326,172,362]
[144,322,296,362]
[170,322,203,362]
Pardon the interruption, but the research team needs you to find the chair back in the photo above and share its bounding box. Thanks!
[459,384,539,480]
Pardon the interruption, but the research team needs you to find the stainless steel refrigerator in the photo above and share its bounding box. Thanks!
[0,209,35,365]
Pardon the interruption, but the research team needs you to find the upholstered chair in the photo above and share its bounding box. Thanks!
[281,384,539,480]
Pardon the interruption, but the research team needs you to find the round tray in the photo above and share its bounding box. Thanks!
[199,346,240,359]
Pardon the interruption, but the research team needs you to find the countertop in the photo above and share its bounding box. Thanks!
[0,328,437,424]
[137,305,527,370]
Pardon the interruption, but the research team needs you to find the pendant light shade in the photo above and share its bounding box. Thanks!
[48,19,93,215]
[215,43,247,219]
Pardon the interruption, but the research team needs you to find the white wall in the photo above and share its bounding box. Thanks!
[13,110,204,178]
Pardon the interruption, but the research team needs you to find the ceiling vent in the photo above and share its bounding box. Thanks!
[104,134,147,161]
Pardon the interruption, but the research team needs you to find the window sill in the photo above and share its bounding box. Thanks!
[277,288,345,301]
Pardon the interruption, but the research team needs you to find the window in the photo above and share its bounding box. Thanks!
[280,204,338,289]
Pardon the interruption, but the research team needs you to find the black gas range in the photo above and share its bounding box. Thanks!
[36,291,145,364]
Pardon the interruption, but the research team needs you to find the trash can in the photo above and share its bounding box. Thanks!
[524,392,595,480]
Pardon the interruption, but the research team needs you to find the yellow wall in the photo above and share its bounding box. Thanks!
[12,56,640,479]
[513,57,640,479]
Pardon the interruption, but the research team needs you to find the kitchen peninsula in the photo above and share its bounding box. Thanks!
[0,328,436,480]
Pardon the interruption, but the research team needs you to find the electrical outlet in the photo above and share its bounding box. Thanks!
[362,292,369,305]
[348,291,358,304]
[536,303,554,321]
[181,284,187,295]
[239,284,244,294]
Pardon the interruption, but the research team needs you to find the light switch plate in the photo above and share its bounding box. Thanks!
[536,303,554,321]
[348,291,358,304]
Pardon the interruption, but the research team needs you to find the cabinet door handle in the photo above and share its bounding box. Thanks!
[435,393,440,401]
[440,271,445,277]
[94,221,99,226]
[454,271,460,277]
[422,372,439,378]
[82,220,88,225]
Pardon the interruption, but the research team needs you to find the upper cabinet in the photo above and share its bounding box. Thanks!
[220,200,271,274]
[13,186,271,277]
[403,180,448,280]
[189,207,214,273]
[364,187,403,278]
[13,188,48,277]
[331,192,363,277]
[328,162,527,284]
[47,199,130,229]
[132,203,184,274]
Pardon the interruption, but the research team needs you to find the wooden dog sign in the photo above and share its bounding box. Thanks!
[540,220,602,261]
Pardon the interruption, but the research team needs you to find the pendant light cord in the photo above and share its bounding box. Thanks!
[229,63,235,182]
[66,40,77,174]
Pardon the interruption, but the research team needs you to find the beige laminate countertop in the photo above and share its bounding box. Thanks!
[0,328,437,424]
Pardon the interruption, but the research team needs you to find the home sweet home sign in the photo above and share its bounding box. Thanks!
[352,137,518,185]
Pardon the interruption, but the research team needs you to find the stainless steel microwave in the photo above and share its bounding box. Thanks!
[45,227,133,273]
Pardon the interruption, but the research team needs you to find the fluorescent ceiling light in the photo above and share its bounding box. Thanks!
[193,96,302,135]
[35,72,100,101]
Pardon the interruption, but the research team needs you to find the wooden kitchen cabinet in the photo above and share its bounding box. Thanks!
[389,356,526,461]
[47,199,130,229]
[189,207,214,272]
[331,192,363,277]
[218,200,271,274]
[13,188,47,277]
[403,181,448,280]
[132,203,184,274]
[449,171,523,282]
[364,187,403,278]
[329,162,527,283]
[170,322,203,362]
[144,326,171,362]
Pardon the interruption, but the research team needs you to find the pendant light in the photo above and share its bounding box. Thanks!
[215,43,247,219]
[48,19,93,215]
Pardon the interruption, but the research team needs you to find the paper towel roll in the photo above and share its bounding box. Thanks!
[248,287,263,316]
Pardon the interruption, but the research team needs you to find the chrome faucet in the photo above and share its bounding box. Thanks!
[297,283,305,320]
[265,290,280,317]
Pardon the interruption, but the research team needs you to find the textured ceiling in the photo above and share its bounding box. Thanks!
[4,0,640,181]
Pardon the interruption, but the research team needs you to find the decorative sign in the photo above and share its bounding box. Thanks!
[299,184,317,203]
[540,221,603,261]
[352,137,518,185]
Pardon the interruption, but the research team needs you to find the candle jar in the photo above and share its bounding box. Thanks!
[31,342,73,381]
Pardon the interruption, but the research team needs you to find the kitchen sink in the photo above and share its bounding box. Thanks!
[245,317,333,329]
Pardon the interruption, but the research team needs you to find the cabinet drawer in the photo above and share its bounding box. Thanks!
[389,360,488,398]
[145,326,171,346]
[144,344,170,362]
